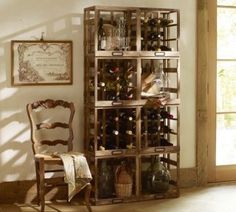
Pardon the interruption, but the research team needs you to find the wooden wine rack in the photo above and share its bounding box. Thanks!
[84,5,180,205]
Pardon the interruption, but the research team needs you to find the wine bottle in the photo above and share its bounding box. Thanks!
[159,18,174,27]
[105,81,119,91]
[160,138,173,146]
[101,124,119,135]
[162,126,173,133]
[89,136,104,151]
[119,139,127,149]
[125,89,134,100]
[98,81,106,88]
[98,160,113,198]
[148,124,158,134]
[126,130,133,136]
[105,137,118,149]
[98,18,107,50]
[106,91,121,101]
[141,16,149,25]
[148,32,164,41]
[124,63,135,79]
[127,82,133,87]
[119,76,129,89]
[159,121,173,133]
[147,44,158,51]
[141,110,148,120]
[89,139,94,151]
[160,110,174,119]
[106,111,119,122]
[148,17,158,27]
[147,109,158,120]
[160,45,172,51]
[119,110,135,122]
[105,63,121,75]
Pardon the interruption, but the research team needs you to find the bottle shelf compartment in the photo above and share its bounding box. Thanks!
[89,157,137,203]
[140,9,179,52]
[96,8,138,52]
[141,58,179,100]
[86,107,139,155]
[140,154,179,197]
[140,106,179,151]
[99,12,137,52]
[97,59,137,101]
[86,58,138,104]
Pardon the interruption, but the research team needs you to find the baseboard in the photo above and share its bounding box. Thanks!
[0,167,197,203]
[179,167,198,188]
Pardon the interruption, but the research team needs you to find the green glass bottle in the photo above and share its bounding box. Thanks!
[145,156,171,193]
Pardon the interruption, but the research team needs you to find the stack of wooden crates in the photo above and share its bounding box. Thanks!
[84,5,180,205]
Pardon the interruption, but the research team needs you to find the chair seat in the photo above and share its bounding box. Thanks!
[35,153,63,165]
[34,152,84,165]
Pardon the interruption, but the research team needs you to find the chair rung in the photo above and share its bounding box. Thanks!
[45,183,67,187]
[45,169,64,173]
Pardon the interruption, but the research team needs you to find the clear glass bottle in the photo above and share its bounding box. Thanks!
[98,160,114,198]
[98,18,107,50]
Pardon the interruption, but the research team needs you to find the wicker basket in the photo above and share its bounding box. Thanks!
[115,183,132,197]
[115,161,133,198]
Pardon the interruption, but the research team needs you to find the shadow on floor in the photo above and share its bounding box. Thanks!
[0,202,90,212]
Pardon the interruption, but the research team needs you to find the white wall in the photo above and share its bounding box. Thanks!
[0,0,196,182]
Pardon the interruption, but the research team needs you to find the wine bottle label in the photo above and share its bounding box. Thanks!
[113,130,119,135]
[128,116,133,121]
[99,82,105,87]
[101,39,106,50]
[143,115,148,120]
[126,130,133,135]
[128,82,133,87]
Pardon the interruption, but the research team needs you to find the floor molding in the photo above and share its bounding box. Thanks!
[179,167,197,188]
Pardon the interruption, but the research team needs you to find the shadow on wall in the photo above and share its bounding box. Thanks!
[0,13,84,203]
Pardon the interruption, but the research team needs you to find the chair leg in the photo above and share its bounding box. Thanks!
[84,183,92,212]
[38,158,45,212]
[35,160,40,206]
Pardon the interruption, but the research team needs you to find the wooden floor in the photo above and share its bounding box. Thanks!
[1,184,236,212]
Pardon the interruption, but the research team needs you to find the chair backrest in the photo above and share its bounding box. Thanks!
[26,99,75,155]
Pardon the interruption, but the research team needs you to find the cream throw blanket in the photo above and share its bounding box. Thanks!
[59,152,92,201]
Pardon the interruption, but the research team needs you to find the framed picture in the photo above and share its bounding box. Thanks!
[11,40,73,85]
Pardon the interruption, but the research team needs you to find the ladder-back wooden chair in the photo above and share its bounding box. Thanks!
[26,99,92,212]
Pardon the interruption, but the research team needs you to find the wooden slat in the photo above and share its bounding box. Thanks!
[167,88,178,93]
[161,157,177,166]
[31,99,71,109]
[36,122,69,129]
[40,139,68,146]
[164,68,178,73]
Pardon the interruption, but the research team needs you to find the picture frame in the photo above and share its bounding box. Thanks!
[11,40,73,86]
